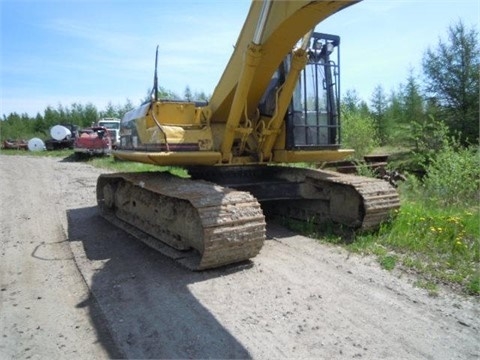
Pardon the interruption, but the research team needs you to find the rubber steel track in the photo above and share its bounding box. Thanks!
[97,167,399,270]
[300,168,401,230]
[97,172,266,270]
[188,166,400,231]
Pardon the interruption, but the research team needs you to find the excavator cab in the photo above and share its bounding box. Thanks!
[260,32,341,150]
[288,33,340,149]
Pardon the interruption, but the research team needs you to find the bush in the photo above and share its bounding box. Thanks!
[422,145,479,207]
[341,110,380,159]
[406,114,479,206]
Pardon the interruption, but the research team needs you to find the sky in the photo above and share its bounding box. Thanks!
[1,0,479,117]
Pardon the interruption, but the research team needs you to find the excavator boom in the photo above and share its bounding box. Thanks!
[210,0,358,121]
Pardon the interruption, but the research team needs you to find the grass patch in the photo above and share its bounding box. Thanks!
[466,275,480,296]
[350,143,478,296]
[276,216,347,245]
[97,157,187,177]
[379,254,397,271]
[87,156,188,177]
[278,183,479,295]
[413,280,439,297]
[349,201,479,295]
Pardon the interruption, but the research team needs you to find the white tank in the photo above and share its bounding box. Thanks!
[28,138,46,151]
[50,125,72,141]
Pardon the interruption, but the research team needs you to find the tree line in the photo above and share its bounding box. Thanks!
[341,21,478,159]
[1,21,478,153]
[0,101,134,142]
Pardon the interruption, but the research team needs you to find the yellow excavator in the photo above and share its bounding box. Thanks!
[97,0,400,270]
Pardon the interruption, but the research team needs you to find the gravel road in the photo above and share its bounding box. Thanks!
[1,155,478,359]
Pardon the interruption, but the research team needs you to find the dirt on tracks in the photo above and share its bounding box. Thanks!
[0,155,478,359]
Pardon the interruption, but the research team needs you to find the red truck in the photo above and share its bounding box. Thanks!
[74,126,112,157]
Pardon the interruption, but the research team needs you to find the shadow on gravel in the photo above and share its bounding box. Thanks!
[60,153,107,163]
[59,153,78,162]
[67,206,251,359]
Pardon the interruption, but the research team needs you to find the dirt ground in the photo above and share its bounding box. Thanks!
[0,154,478,359]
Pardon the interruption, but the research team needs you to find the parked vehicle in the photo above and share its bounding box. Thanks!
[74,126,112,156]
[2,139,28,150]
[97,118,121,148]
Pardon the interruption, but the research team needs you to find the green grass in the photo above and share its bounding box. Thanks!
[279,177,479,296]
[413,280,439,297]
[378,254,398,271]
[344,200,479,295]
[87,156,188,177]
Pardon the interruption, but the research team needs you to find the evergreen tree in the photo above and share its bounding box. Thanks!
[194,91,209,102]
[184,86,192,101]
[33,113,45,134]
[403,70,424,124]
[370,84,389,144]
[83,103,99,127]
[384,88,406,145]
[342,89,361,113]
[102,102,118,119]
[422,20,479,145]
[43,106,62,129]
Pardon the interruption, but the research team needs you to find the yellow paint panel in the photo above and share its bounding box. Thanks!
[152,102,197,125]
[114,150,221,166]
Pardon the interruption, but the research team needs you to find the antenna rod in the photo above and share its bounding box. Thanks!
[153,45,159,101]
